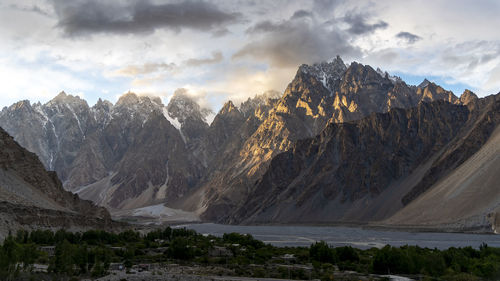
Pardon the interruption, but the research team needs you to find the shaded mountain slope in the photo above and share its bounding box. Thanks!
[0,126,121,239]
[385,96,500,232]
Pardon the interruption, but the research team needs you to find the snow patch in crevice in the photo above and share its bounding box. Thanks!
[162,108,186,143]
[162,108,181,130]
[204,111,216,126]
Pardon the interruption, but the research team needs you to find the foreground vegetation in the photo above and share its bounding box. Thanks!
[0,227,499,280]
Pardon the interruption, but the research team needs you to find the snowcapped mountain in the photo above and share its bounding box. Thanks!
[0,90,213,210]
[298,55,347,93]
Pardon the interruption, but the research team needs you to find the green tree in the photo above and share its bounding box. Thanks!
[310,241,335,263]
[19,243,39,271]
[52,240,75,275]
[168,237,194,260]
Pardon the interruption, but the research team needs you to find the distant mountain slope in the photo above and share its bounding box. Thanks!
[0,126,120,240]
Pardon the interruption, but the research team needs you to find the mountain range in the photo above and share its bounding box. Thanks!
[1,56,498,232]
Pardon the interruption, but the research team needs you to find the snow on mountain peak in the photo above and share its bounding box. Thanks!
[299,55,347,91]
[167,89,214,125]
[375,67,403,84]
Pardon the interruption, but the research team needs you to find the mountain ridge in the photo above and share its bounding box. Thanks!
[1,57,498,232]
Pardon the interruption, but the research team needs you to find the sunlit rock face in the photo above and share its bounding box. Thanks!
[197,58,470,223]
[228,101,470,223]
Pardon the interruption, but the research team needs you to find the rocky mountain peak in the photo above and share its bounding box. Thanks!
[6,100,32,112]
[115,92,163,107]
[94,98,113,109]
[92,98,114,127]
[417,81,458,104]
[340,62,393,95]
[166,89,214,124]
[460,89,479,105]
[219,100,239,115]
[418,79,431,88]
[48,91,86,106]
[113,92,166,126]
[54,90,67,99]
[116,92,140,106]
[115,92,164,111]
[298,55,347,91]
[239,90,281,117]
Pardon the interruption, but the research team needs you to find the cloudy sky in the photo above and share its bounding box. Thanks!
[1,0,500,110]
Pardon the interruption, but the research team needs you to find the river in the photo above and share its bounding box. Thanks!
[175,223,500,249]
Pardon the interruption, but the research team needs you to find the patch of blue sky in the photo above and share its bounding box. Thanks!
[394,72,476,97]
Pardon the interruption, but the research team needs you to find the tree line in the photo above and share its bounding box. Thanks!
[0,228,499,280]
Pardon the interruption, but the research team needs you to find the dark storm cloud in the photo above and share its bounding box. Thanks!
[233,12,361,68]
[291,10,313,20]
[245,20,281,34]
[396,31,421,44]
[51,0,243,36]
[343,13,388,35]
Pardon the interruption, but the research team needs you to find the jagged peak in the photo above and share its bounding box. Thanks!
[171,88,191,99]
[345,61,374,72]
[93,98,113,109]
[418,79,431,88]
[298,55,347,90]
[46,91,89,109]
[168,89,198,108]
[299,56,347,76]
[167,88,214,124]
[116,92,163,107]
[56,90,67,98]
[460,89,479,105]
[240,90,281,106]
[8,100,32,111]
[116,92,139,104]
[375,67,403,84]
[50,91,81,102]
[219,100,239,115]
[342,61,395,87]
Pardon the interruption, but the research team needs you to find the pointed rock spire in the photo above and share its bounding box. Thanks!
[220,100,238,115]
[460,89,478,105]
[418,79,431,88]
